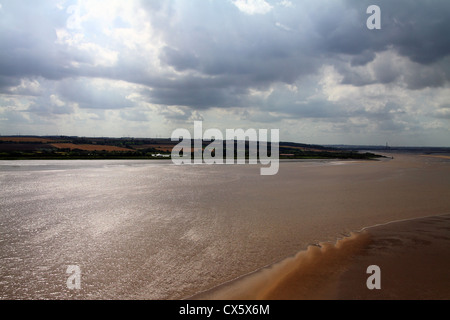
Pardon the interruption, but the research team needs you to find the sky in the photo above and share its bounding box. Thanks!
[0,0,449,146]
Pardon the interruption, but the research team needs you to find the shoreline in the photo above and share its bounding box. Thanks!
[189,213,450,300]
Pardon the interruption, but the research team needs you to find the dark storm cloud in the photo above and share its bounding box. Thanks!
[151,1,319,79]
[135,0,450,109]
[331,0,450,89]
[378,0,450,65]
[332,0,450,64]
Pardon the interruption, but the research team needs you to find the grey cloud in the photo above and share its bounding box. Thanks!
[57,80,133,110]
[2,1,449,89]
[350,50,376,66]
[340,56,400,87]
[344,0,450,64]
[139,82,246,109]
[0,76,22,93]
[3,0,449,112]
[242,111,284,124]
[0,0,449,145]
[283,100,347,119]
[340,53,450,90]
[140,0,450,111]
[254,85,351,120]
[120,109,151,122]
[0,1,73,80]
[161,47,200,72]
[0,109,31,124]
[27,101,74,116]
[404,64,447,90]
[434,105,450,119]
[157,105,202,122]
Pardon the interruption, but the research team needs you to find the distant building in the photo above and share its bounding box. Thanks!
[151,153,170,158]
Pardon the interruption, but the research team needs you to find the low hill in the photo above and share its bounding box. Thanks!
[0,136,383,160]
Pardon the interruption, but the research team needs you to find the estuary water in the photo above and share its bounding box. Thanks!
[0,155,449,299]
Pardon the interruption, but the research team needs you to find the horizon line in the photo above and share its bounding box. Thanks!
[1,134,450,149]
